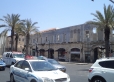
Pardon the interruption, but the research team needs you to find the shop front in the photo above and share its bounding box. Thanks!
[56,48,66,61]
[39,49,45,56]
[70,48,80,62]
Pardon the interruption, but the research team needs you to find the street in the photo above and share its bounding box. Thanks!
[0,62,92,82]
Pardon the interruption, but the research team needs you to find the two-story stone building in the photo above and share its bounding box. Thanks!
[29,23,114,62]
[4,23,114,62]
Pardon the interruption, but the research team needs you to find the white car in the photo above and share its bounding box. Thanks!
[88,57,114,82]
[2,51,25,66]
[10,59,70,82]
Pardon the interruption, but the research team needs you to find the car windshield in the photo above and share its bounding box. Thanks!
[48,59,60,64]
[30,61,57,71]
[37,56,47,60]
[13,54,24,58]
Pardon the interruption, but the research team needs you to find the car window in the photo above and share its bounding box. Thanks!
[13,54,24,58]
[21,61,31,71]
[30,61,56,71]
[10,54,13,58]
[6,53,10,57]
[14,61,23,68]
[48,59,60,64]
[99,60,114,69]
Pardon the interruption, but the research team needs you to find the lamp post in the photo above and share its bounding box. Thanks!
[35,42,38,57]
[48,40,50,58]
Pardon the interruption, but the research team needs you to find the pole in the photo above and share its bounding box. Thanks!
[48,40,50,58]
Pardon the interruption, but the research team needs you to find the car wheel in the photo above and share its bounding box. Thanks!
[92,77,106,82]
[2,67,5,71]
[31,79,37,82]
[12,62,15,65]
[10,74,15,82]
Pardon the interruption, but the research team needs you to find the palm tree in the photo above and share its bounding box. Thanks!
[20,19,39,55]
[14,23,25,51]
[87,4,114,57]
[0,14,20,51]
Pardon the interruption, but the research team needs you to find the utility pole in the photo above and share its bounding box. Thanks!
[48,40,50,58]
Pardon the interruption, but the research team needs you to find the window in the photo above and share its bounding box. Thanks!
[74,29,77,33]
[70,30,73,38]
[63,34,66,42]
[57,35,59,41]
[99,61,114,69]
[6,53,10,57]
[41,38,42,43]
[86,31,89,38]
[14,61,23,68]
[10,54,13,58]
[21,61,32,72]
[46,37,47,42]
[77,29,80,41]
[53,35,54,43]
[21,61,31,70]
[33,39,36,43]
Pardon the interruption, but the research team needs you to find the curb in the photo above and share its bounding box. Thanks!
[59,62,93,65]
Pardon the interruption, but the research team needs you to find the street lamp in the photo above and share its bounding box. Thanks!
[48,40,50,58]
[35,42,38,57]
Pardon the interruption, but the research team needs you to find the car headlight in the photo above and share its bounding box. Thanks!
[42,77,54,82]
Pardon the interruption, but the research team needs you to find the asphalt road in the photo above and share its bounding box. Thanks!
[0,62,92,82]
[60,62,92,82]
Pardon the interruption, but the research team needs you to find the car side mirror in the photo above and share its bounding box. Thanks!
[25,68,30,71]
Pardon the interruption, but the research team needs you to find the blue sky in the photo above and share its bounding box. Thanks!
[0,0,113,35]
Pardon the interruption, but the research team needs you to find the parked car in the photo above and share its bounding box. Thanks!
[37,56,66,72]
[88,57,114,82]
[2,51,25,66]
[10,60,70,82]
[47,59,66,72]
[37,56,47,60]
[0,58,6,71]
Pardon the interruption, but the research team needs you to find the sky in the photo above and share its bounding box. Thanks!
[0,0,114,35]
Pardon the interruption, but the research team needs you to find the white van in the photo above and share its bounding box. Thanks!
[2,51,25,66]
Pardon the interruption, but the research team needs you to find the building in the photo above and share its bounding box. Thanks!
[4,23,114,62]
[5,35,25,52]
[29,23,114,62]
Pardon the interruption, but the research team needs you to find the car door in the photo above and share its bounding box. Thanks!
[13,61,24,82]
[99,60,114,82]
[5,53,10,65]
[20,61,32,82]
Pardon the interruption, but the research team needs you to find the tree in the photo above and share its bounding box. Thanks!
[87,4,114,57]
[20,19,39,55]
[0,14,20,51]
[14,23,24,51]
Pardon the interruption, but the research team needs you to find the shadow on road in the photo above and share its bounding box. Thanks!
[6,81,10,82]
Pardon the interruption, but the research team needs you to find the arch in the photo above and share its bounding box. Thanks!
[70,48,80,62]
[56,48,66,61]
[39,49,45,56]
[47,48,54,59]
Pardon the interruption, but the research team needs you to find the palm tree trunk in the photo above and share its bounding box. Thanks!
[104,26,110,57]
[11,29,14,51]
[15,34,19,51]
[26,34,30,55]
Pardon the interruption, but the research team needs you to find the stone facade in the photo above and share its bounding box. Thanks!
[5,23,114,62]
[6,35,25,52]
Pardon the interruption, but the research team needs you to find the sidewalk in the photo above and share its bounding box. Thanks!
[59,61,93,65]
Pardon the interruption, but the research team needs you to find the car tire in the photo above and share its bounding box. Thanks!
[92,77,106,82]
[10,74,15,82]
[12,62,15,65]
[2,67,5,71]
[31,79,37,82]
